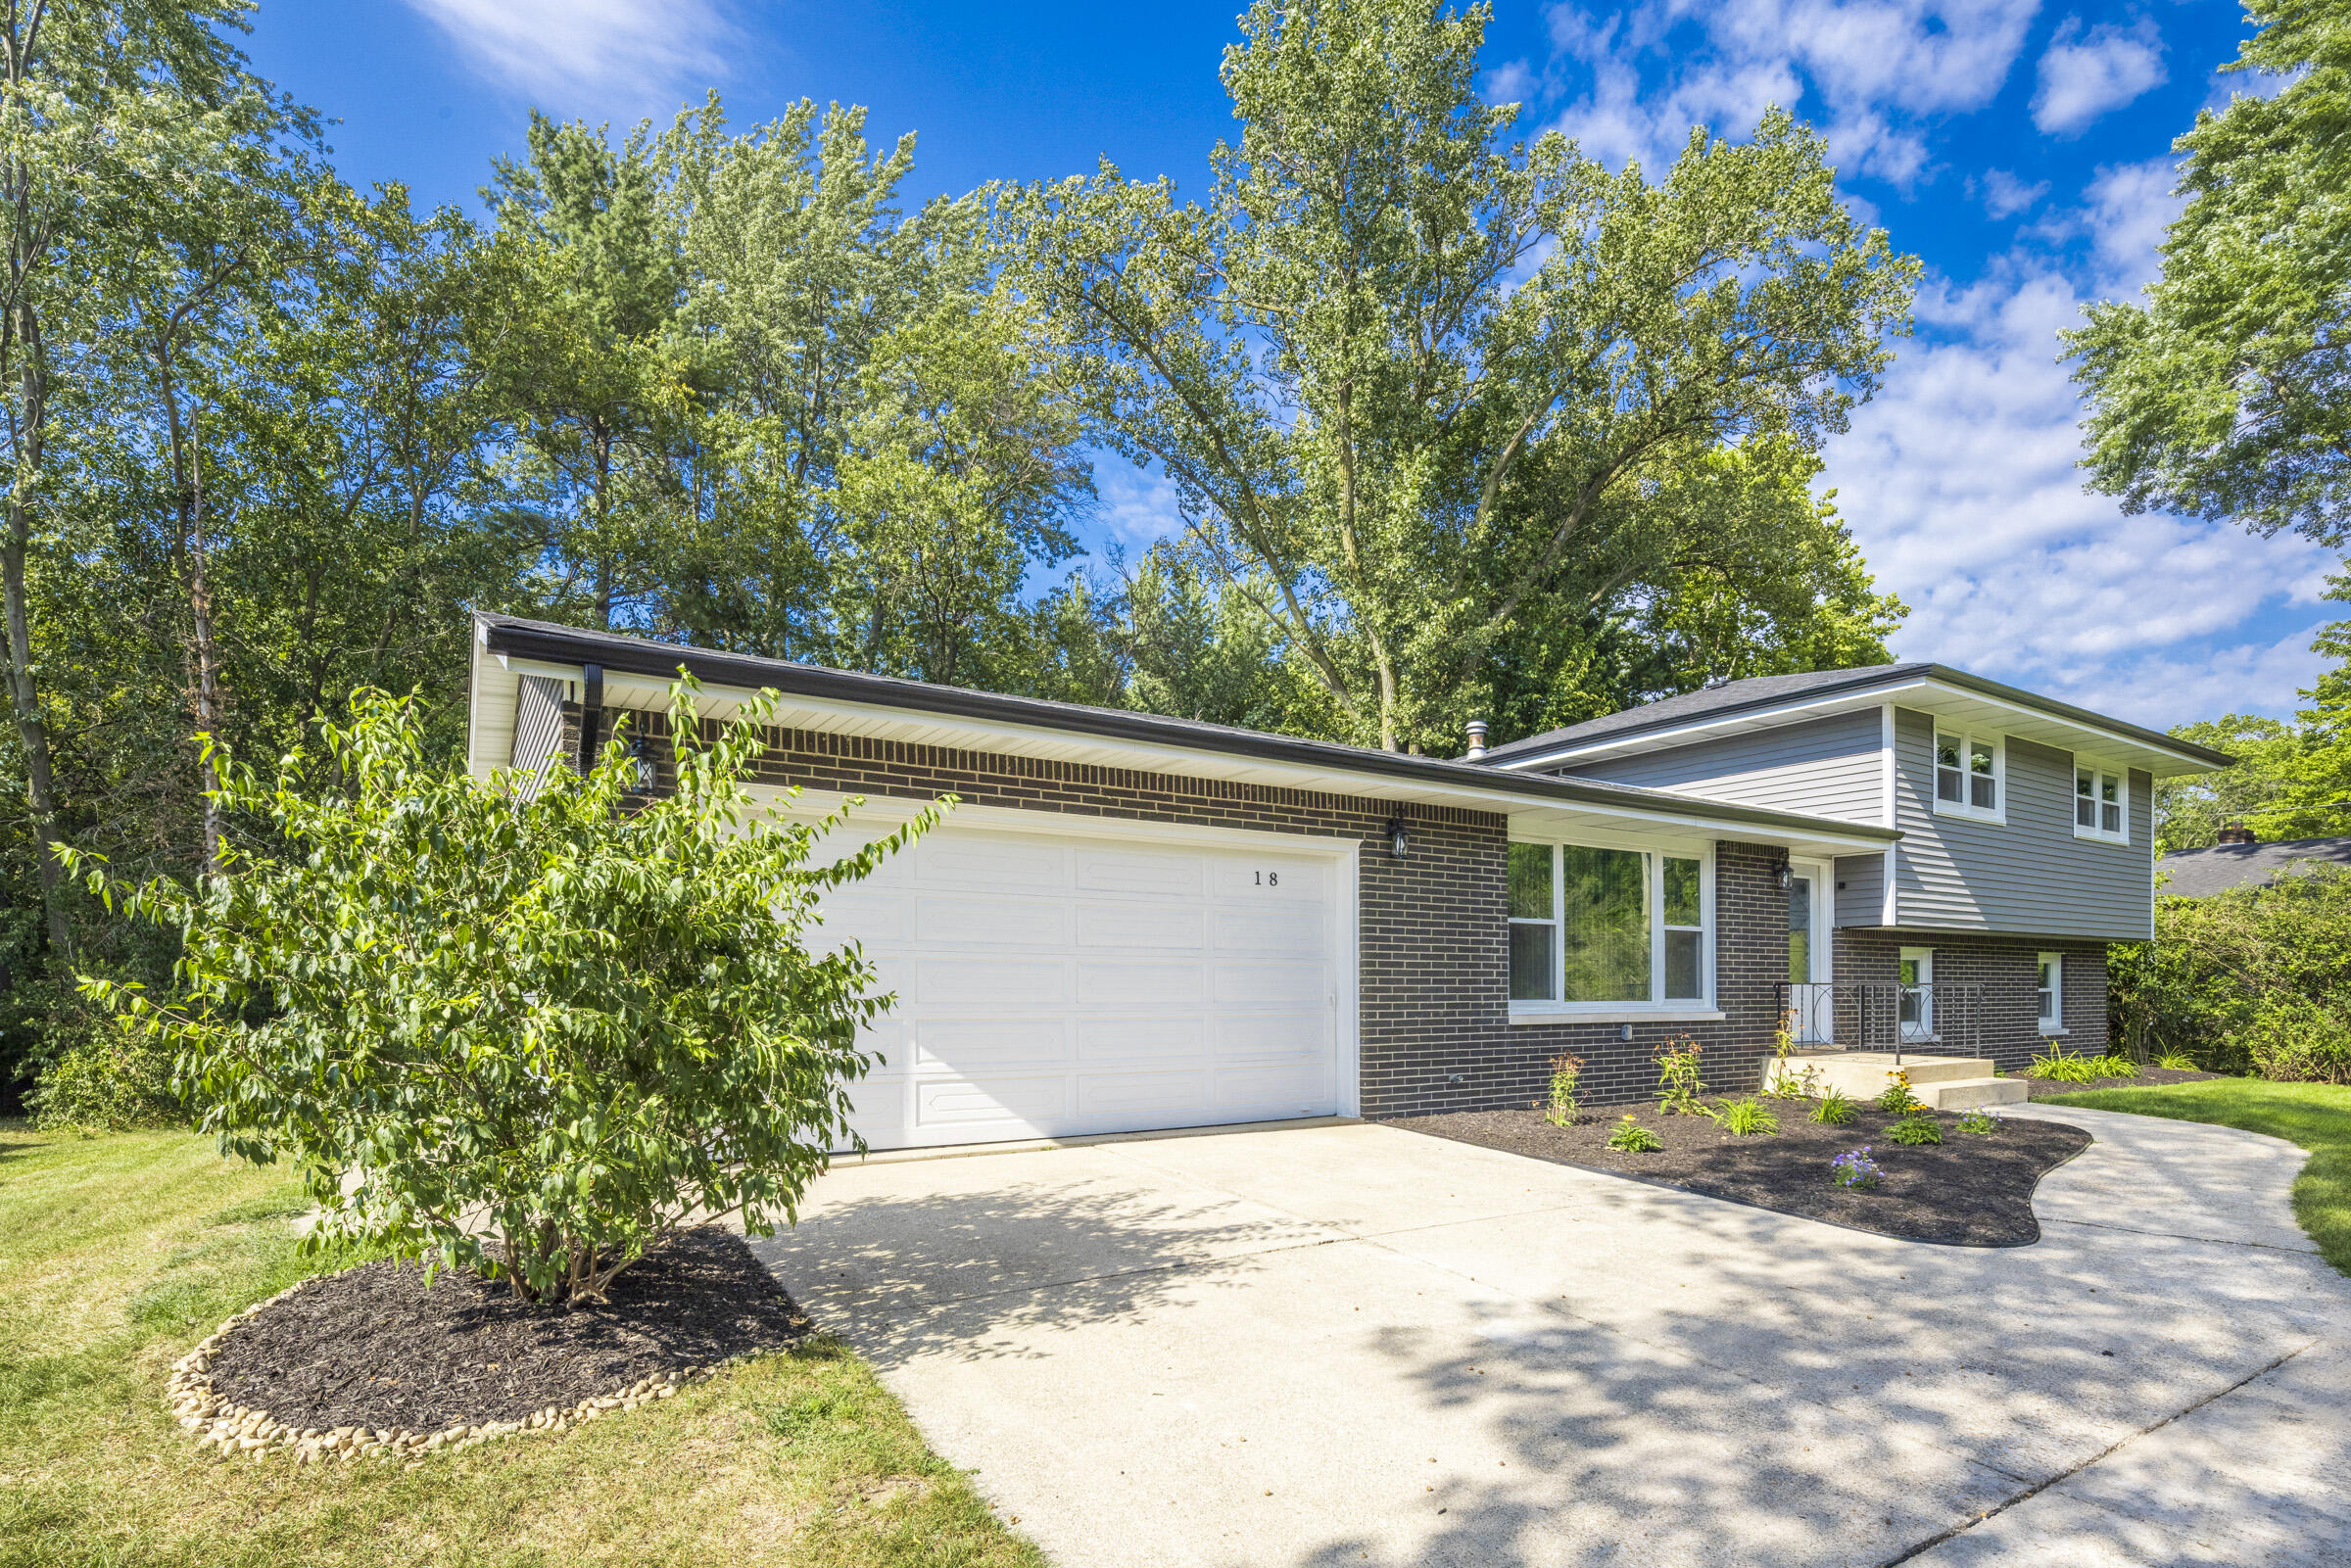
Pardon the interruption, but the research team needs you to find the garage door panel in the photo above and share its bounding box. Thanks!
[915,895,1071,947]
[917,837,1069,892]
[1213,1062,1334,1118]
[1076,1016,1206,1061]
[1213,905,1325,956]
[1209,859,1327,901]
[1213,1012,1332,1065]
[1212,962,1329,1006]
[916,1074,1066,1126]
[917,958,1069,1009]
[1076,848,1204,897]
[833,823,1342,1151]
[1076,961,1204,1009]
[916,1019,1071,1070]
[1077,1069,1209,1117]
[1075,900,1206,949]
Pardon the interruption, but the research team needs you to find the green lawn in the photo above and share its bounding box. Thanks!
[0,1122,1042,1568]
[2043,1078,2351,1276]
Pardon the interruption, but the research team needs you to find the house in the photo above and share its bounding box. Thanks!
[2155,828,2351,898]
[466,618,2231,1151]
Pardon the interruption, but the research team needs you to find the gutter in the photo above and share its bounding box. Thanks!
[476,614,1902,848]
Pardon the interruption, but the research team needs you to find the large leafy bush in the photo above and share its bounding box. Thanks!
[74,683,934,1302]
[2114,865,2351,1084]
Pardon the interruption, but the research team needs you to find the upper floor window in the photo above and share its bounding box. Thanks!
[2074,765,2130,843]
[1508,839,1710,1010]
[1934,729,2003,822]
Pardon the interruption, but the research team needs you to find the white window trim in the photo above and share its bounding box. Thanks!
[1931,728,2006,824]
[1507,837,1715,1020]
[2072,760,2132,845]
[2037,951,2064,1031]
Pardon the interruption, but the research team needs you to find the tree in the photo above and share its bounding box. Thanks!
[996,0,1916,753]
[72,682,936,1302]
[2066,0,2351,544]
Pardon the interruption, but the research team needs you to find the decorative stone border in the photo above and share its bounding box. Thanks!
[166,1282,717,1466]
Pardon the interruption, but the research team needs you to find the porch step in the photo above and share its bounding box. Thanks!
[1766,1051,2011,1104]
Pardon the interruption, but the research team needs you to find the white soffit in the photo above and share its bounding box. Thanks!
[476,652,1895,855]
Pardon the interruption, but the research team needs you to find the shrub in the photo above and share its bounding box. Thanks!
[2154,1050,2200,1071]
[1809,1087,1857,1125]
[1829,1147,1882,1189]
[1653,1036,1705,1115]
[1606,1113,1663,1153]
[26,1032,178,1132]
[2028,1050,2100,1083]
[1886,1111,1943,1146]
[1876,1069,1922,1114]
[1956,1107,2002,1134]
[1710,1096,1779,1136]
[2242,997,2351,1085]
[1544,1053,1584,1127]
[72,682,937,1304]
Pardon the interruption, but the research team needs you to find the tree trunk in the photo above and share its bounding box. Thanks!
[186,418,224,874]
[3,302,69,959]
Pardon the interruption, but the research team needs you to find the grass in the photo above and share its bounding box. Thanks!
[2042,1079,2351,1278]
[0,1122,1043,1568]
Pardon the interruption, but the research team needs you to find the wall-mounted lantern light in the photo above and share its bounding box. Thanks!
[1776,859,1792,892]
[1386,816,1410,861]
[629,732,657,793]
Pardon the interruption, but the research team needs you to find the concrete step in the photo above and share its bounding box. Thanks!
[1916,1075,2029,1111]
[1765,1053,2004,1102]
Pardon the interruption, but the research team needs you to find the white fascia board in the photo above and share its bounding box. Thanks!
[501,653,1896,856]
[1496,677,2221,778]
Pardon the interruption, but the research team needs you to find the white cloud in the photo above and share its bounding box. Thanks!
[401,0,736,107]
[1823,267,2332,726]
[1092,462,1186,550]
[2032,17,2168,135]
[2082,156,2179,286]
[1973,167,2049,218]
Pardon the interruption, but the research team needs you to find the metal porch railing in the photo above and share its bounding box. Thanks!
[1776,981,1986,1064]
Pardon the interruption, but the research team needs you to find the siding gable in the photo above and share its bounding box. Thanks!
[1554,709,1886,825]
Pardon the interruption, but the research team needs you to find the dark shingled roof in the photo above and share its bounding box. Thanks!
[1476,661,2233,769]
[2157,837,2351,898]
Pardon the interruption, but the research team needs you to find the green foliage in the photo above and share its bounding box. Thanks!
[2029,1050,2103,1083]
[1544,1052,1584,1127]
[1809,1087,1858,1125]
[1653,1036,1706,1115]
[1606,1113,1664,1154]
[2155,1050,2201,1071]
[2114,863,2351,1082]
[1955,1108,2002,1135]
[2064,0,2351,546]
[997,0,1916,752]
[1709,1097,1779,1136]
[1885,1111,1943,1146]
[71,680,935,1303]
[1875,1069,1922,1114]
[26,1030,178,1133]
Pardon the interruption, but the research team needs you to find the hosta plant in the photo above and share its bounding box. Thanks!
[1886,1110,1944,1146]
[72,680,938,1305]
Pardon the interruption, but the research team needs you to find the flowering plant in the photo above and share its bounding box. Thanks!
[1956,1107,2002,1135]
[1829,1146,1883,1190]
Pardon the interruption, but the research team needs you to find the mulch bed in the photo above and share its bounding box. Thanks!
[204,1226,812,1434]
[2021,1066,2223,1100]
[1386,1102,2092,1246]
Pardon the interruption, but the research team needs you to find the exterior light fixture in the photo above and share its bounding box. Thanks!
[629,732,657,793]
[1386,816,1410,861]
[1777,860,1792,892]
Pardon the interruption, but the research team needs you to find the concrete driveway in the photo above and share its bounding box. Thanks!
[751,1108,2351,1567]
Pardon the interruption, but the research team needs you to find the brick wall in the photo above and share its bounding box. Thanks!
[592,705,2109,1115]
[1829,930,2110,1071]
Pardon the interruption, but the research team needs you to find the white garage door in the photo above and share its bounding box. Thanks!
[814,823,1344,1152]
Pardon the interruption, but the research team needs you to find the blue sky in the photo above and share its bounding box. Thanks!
[245,0,2324,731]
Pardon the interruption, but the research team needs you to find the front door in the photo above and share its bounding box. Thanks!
[1788,860,1832,1042]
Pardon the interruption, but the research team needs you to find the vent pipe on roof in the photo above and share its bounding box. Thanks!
[2217,822,2257,846]
[1465,719,1488,760]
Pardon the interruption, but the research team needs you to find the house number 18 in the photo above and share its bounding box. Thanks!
[1254,870,1280,886]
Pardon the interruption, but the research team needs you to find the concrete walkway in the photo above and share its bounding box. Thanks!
[750,1106,2351,1567]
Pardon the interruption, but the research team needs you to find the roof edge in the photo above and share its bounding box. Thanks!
[474,614,1903,845]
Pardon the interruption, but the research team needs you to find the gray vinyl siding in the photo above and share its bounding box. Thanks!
[1557,709,1886,825]
[1891,707,2153,940]
[1833,853,1885,927]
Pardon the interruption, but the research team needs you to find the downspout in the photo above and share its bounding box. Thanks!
[577,663,603,775]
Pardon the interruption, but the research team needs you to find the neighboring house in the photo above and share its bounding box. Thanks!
[468,619,2231,1152]
[2156,830,2351,898]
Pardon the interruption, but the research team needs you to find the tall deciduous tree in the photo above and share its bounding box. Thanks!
[2066,0,2351,544]
[996,0,1916,752]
